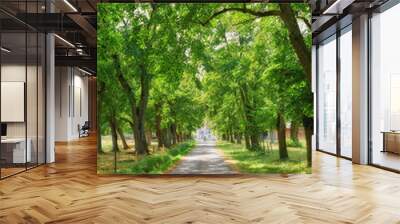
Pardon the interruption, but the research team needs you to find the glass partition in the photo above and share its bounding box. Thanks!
[339,26,352,158]
[317,35,337,154]
[370,4,400,171]
[1,31,27,177]
[0,2,46,179]
[27,31,38,169]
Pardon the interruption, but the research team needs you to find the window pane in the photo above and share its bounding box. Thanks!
[371,4,400,171]
[318,35,337,154]
[1,31,27,177]
[340,27,352,158]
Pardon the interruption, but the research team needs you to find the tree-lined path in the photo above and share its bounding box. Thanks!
[98,3,312,174]
[170,140,237,174]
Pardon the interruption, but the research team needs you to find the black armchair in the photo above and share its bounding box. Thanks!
[79,121,90,138]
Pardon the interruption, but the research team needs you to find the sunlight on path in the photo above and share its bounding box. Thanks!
[170,140,237,174]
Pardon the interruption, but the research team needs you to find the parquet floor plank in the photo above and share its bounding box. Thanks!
[0,136,400,223]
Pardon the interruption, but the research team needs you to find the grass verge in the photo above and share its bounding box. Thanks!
[98,141,195,174]
[218,141,310,174]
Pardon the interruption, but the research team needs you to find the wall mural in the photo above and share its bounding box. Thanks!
[97,3,312,175]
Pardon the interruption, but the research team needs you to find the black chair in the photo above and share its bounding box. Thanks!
[79,121,90,138]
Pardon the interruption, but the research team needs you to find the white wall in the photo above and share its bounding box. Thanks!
[72,72,89,138]
[55,66,69,141]
[55,66,89,141]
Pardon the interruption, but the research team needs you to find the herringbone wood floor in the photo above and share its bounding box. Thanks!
[1,136,400,224]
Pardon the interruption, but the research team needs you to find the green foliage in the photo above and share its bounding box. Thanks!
[218,141,310,174]
[116,141,195,174]
[287,139,304,148]
[98,3,208,151]
[200,5,311,149]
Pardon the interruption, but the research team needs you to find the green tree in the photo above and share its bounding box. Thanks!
[98,4,194,155]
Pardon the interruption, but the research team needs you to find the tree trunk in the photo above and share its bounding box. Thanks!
[279,4,311,83]
[177,132,182,142]
[238,84,260,151]
[244,134,251,150]
[146,130,153,147]
[250,134,260,150]
[229,129,235,143]
[290,121,299,144]
[133,65,151,155]
[127,121,135,146]
[303,116,313,167]
[132,106,149,155]
[163,128,172,148]
[117,125,129,149]
[133,125,148,155]
[113,55,150,155]
[276,112,288,160]
[109,115,119,152]
[171,124,177,145]
[155,103,164,148]
[236,133,242,144]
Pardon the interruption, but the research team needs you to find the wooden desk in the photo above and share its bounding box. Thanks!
[382,131,400,154]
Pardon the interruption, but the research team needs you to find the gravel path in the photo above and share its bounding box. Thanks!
[170,140,237,174]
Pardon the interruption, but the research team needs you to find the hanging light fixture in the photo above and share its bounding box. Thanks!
[54,34,75,48]
[1,47,11,53]
[63,0,78,12]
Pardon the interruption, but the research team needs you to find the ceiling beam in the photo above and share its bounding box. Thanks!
[67,13,97,47]
[55,55,96,73]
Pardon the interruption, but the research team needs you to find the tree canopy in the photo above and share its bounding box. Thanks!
[98,3,312,166]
